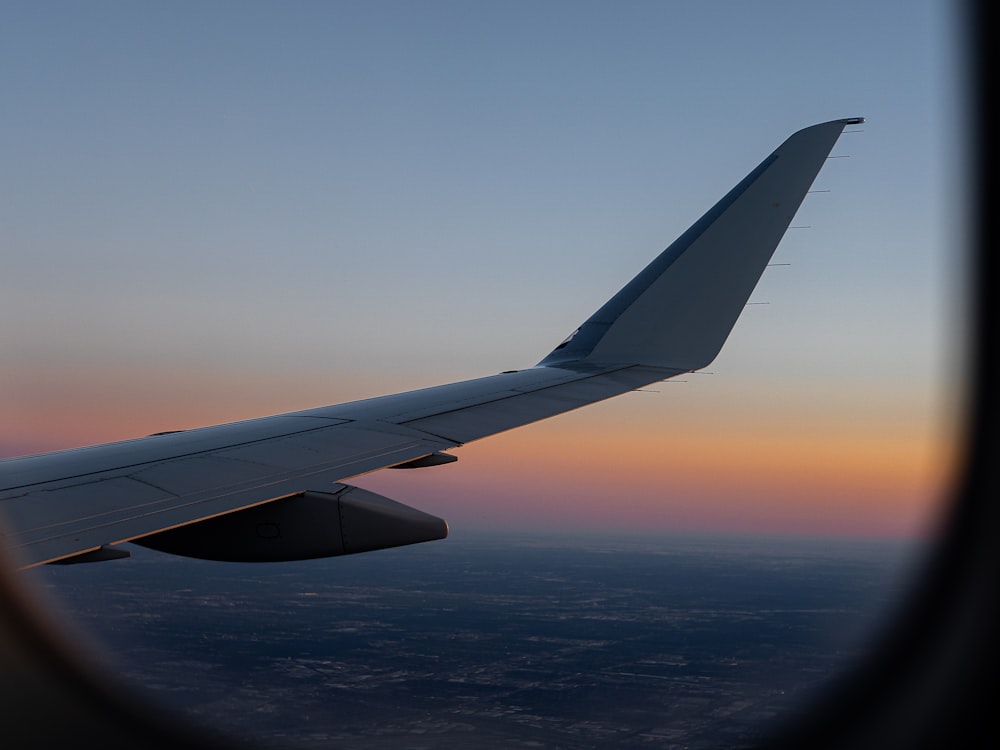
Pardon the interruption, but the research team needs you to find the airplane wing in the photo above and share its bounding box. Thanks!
[0,118,861,570]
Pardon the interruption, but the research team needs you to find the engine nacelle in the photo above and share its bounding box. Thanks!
[132,485,448,562]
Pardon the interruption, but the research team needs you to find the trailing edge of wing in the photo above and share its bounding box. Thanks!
[539,118,861,371]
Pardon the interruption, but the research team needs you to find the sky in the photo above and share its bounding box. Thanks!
[1,1,967,539]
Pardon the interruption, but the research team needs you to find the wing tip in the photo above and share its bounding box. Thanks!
[539,118,860,370]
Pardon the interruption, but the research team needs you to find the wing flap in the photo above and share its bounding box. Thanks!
[1,416,351,492]
[401,365,678,443]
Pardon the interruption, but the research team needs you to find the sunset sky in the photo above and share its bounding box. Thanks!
[1,1,965,539]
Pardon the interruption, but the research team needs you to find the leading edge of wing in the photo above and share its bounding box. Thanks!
[539,118,862,371]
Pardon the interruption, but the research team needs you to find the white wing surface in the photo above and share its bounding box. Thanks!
[0,119,860,570]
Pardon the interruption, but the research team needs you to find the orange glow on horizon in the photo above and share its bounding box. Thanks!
[356,406,956,540]
[2,365,958,540]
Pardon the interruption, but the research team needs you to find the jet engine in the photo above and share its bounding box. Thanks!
[132,485,447,562]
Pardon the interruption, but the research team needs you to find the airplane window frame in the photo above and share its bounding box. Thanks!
[0,7,992,750]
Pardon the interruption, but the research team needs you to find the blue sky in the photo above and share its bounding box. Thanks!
[1,1,966,537]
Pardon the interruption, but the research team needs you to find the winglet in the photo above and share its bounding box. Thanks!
[539,119,861,371]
